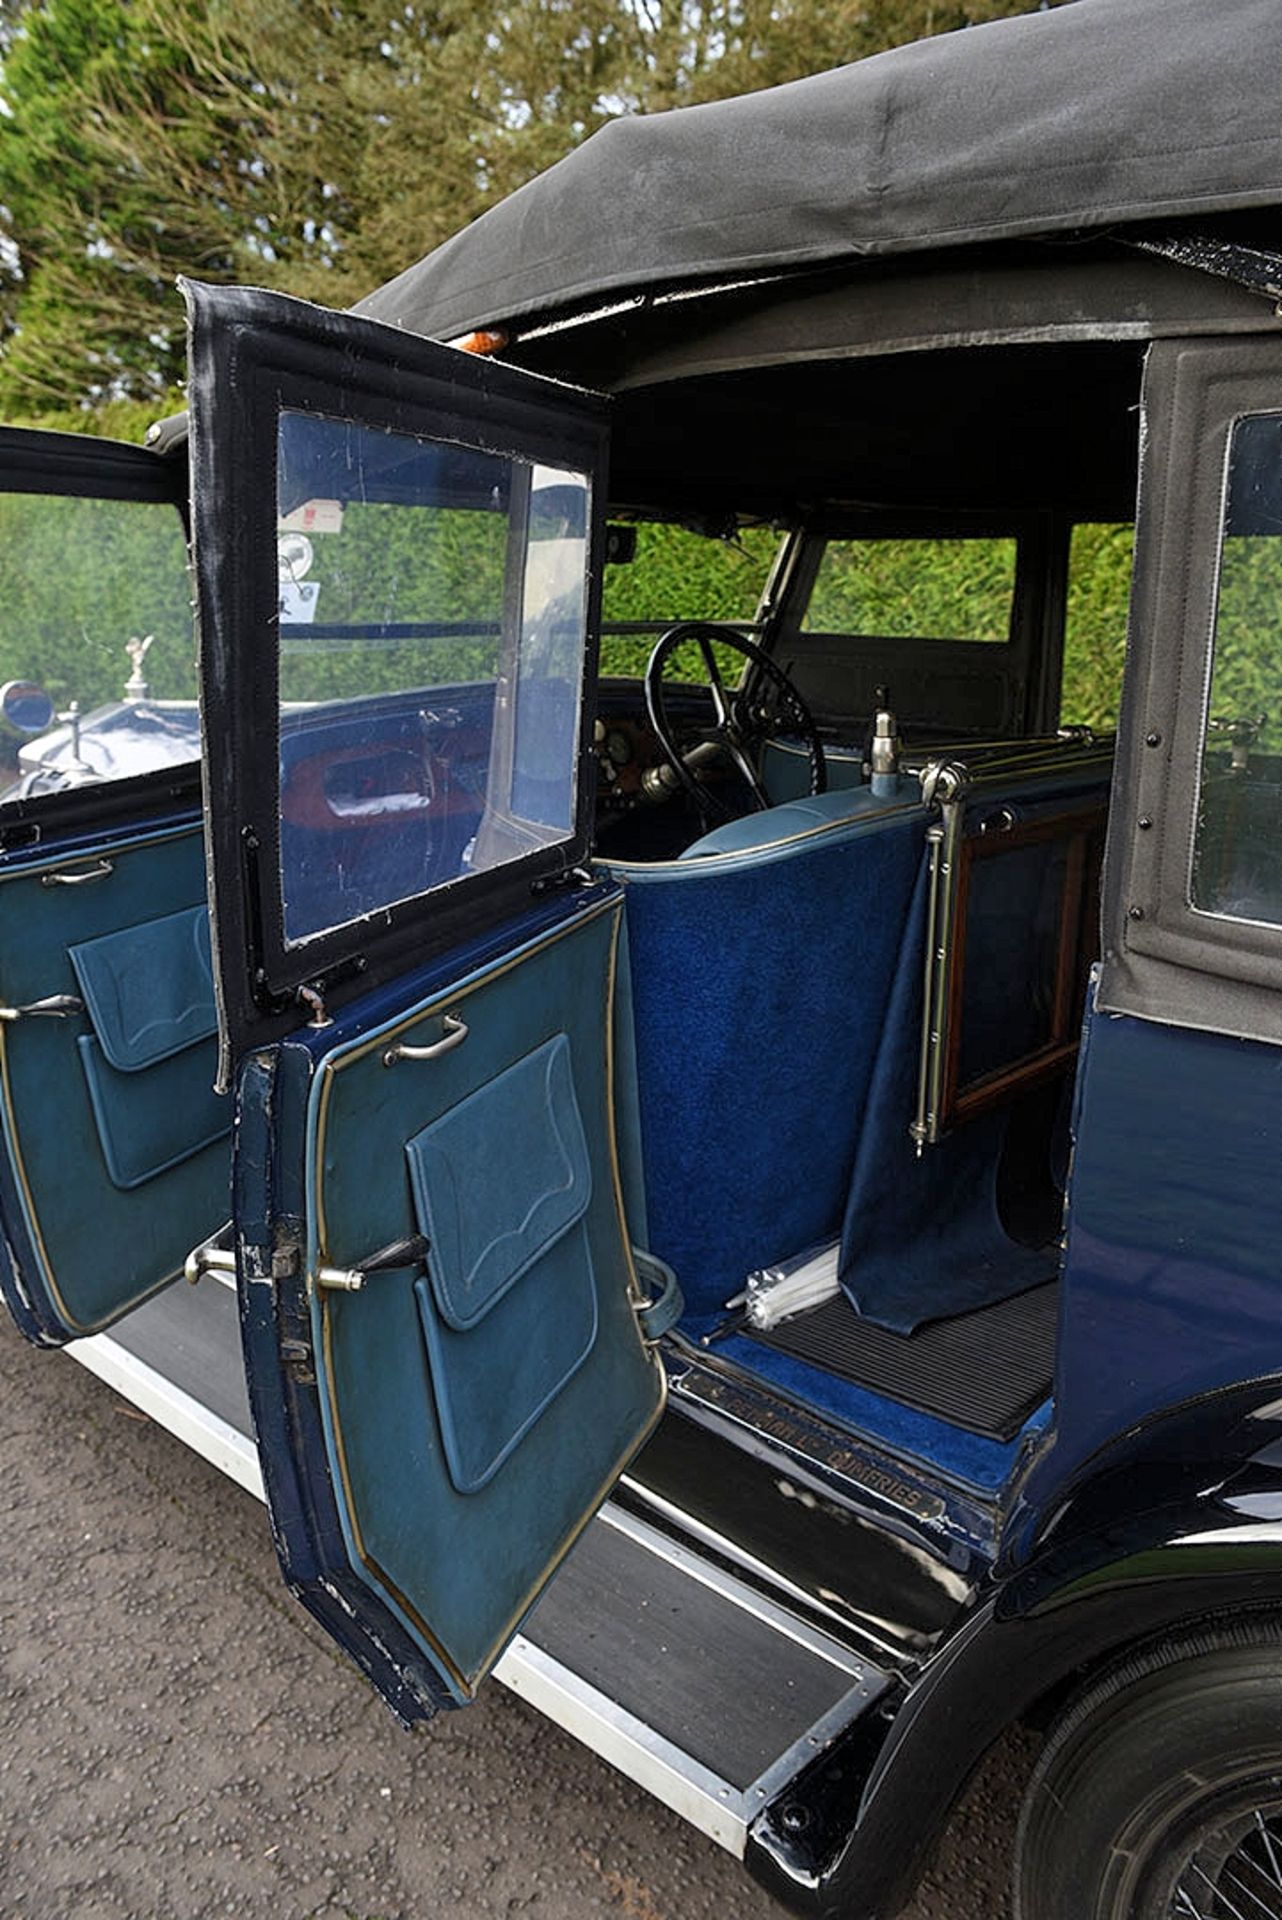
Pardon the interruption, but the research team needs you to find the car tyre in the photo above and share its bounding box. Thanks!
[1013,1624,1282,1920]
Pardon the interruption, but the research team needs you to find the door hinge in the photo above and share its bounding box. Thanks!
[280,1335,315,1386]
[530,862,594,897]
[248,954,370,1020]
[271,1238,301,1281]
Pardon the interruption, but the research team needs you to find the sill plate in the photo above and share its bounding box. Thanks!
[65,1289,889,1855]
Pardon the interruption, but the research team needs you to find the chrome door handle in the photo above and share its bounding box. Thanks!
[185,1222,235,1286]
[316,1231,431,1294]
[383,1012,468,1067]
[0,994,84,1021]
[39,859,114,887]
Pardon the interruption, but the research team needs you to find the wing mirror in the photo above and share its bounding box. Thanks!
[0,680,56,736]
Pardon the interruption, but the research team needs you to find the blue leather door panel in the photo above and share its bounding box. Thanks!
[412,1226,597,1494]
[408,1035,599,1493]
[188,284,643,1723]
[0,822,230,1341]
[70,903,217,1067]
[75,1034,228,1191]
[69,903,229,1190]
[408,1033,593,1328]
[295,893,665,1702]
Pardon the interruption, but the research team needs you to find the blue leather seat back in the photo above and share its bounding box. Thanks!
[607,783,927,1322]
[677,783,914,859]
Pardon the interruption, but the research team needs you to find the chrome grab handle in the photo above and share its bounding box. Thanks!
[39,859,114,888]
[383,1012,468,1068]
[185,1223,236,1287]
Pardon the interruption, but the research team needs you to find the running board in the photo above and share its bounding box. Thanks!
[71,1325,263,1499]
[505,1503,887,1854]
[64,1283,889,1857]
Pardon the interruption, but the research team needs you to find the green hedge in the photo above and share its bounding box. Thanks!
[0,492,1136,730]
[601,520,1135,726]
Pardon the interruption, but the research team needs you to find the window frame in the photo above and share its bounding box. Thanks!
[943,801,1106,1128]
[766,510,1068,739]
[1100,334,1282,1046]
[186,283,610,1067]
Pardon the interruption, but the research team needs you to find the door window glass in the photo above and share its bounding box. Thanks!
[0,493,194,797]
[801,536,1017,640]
[275,413,590,945]
[1192,412,1282,923]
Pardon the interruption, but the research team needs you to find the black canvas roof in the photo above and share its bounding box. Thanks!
[357,0,1282,345]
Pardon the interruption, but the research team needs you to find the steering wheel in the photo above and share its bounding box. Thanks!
[643,623,827,823]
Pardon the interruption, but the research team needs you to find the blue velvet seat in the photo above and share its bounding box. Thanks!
[603,777,928,1328]
[608,756,1113,1347]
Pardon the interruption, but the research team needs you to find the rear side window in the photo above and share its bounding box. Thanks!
[801,536,1017,640]
[1191,411,1282,924]
[0,493,193,794]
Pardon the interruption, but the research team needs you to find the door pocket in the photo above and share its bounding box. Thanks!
[69,905,230,1190]
[406,1033,599,1495]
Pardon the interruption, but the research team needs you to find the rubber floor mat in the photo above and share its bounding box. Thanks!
[752,1280,1058,1440]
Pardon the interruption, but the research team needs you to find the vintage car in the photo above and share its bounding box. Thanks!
[4,1,1282,1914]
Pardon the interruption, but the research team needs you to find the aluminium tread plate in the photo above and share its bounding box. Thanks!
[93,1272,253,1438]
[521,1507,874,1791]
[68,1287,889,1852]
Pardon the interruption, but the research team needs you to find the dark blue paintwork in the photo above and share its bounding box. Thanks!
[746,1369,1282,1920]
[1015,996,1282,1547]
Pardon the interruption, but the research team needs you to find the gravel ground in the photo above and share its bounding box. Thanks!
[0,1317,1040,1920]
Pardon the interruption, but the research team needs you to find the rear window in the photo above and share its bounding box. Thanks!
[801,536,1017,641]
[1192,412,1282,924]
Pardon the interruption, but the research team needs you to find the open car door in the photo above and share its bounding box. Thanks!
[185,283,673,1718]
[0,426,223,1347]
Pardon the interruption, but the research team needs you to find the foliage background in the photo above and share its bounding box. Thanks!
[0,0,1066,417]
[598,521,1134,724]
[0,0,1134,730]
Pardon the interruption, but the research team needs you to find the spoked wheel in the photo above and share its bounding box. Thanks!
[1015,1629,1282,1920]
[1169,1804,1282,1918]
